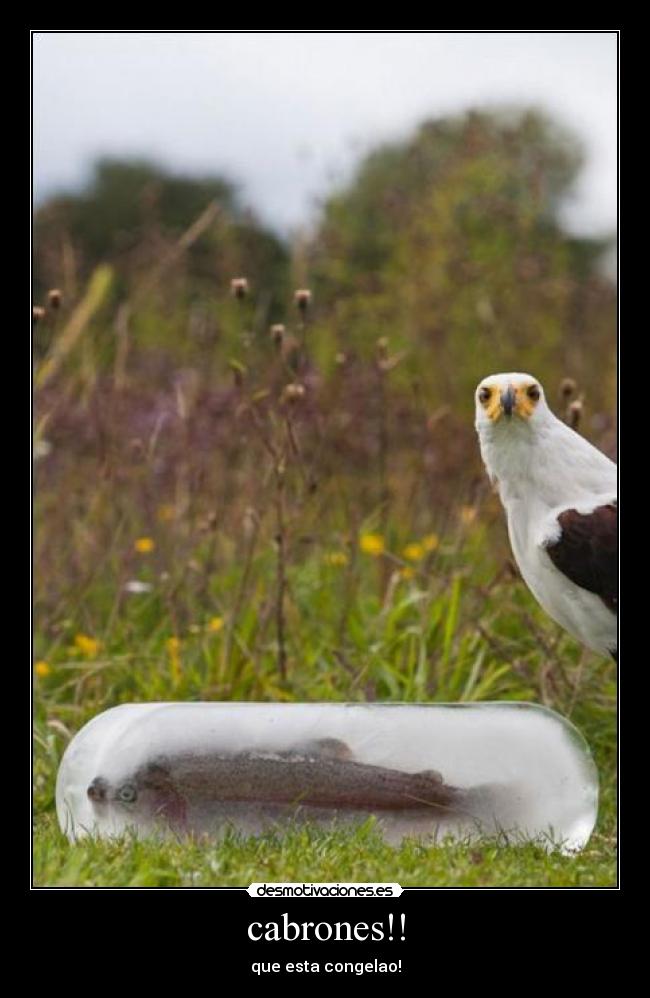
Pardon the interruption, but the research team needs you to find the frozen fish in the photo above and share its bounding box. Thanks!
[85,738,463,831]
[56,701,599,850]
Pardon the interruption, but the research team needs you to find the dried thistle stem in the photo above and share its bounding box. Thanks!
[283,401,312,493]
[113,303,131,391]
[376,344,391,597]
[222,509,259,682]
[248,402,289,681]
[274,459,288,681]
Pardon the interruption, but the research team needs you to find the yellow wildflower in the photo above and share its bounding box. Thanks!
[135,537,155,553]
[166,636,182,683]
[157,505,176,523]
[403,542,425,562]
[208,616,225,633]
[325,552,349,567]
[359,533,385,557]
[422,533,439,553]
[74,634,101,658]
[400,567,415,580]
[35,661,51,678]
[459,506,477,526]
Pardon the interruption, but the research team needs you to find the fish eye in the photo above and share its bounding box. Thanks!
[527,385,540,402]
[117,783,137,803]
[478,387,492,404]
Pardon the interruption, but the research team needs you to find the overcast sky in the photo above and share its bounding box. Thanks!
[33,32,617,237]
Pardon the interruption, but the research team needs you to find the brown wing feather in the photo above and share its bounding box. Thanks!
[545,504,617,613]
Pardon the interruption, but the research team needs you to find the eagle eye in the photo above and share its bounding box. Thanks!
[527,385,540,402]
[478,387,492,404]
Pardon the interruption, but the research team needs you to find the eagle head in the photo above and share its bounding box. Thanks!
[474,372,554,488]
[475,372,549,430]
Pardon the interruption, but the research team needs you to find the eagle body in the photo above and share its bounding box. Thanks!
[475,373,617,659]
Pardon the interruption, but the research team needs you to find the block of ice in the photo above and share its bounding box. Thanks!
[56,701,598,852]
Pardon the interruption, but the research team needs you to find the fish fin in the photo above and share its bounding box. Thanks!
[417,769,444,783]
[297,738,354,760]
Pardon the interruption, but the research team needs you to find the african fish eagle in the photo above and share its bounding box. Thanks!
[475,372,618,660]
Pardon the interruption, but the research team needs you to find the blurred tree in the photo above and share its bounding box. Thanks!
[309,108,616,416]
[33,158,289,310]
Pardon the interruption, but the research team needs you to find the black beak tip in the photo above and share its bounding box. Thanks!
[501,387,515,417]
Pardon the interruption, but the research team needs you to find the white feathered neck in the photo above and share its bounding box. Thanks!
[477,406,617,513]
